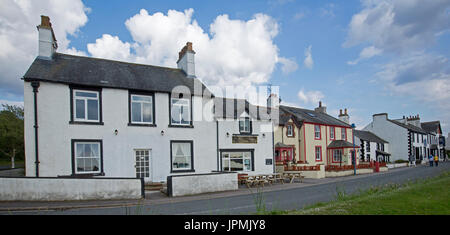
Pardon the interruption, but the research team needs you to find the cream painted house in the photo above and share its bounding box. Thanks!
[273,100,359,168]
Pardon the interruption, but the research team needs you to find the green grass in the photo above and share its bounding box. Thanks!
[0,159,24,167]
[264,171,450,215]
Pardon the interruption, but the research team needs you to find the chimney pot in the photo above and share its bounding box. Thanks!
[319,101,322,107]
[344,108,348,115]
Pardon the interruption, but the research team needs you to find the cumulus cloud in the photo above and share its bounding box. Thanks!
[347,46,382,65]
[343,0,450,54]
[0,0,89,97]
[303,45,314,69]
[87,9,295,90]
[297,88,324,106]
[87,34,131,61]
[375,52,450,128]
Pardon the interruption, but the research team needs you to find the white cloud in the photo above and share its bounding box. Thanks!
[278,57,298,74]
[347,46,382,65]
[87,34,131,61]
[297,88,324,106]
[87,9,293,89]
[343,0,450,54]
[375,52,450,131]
[0,0,89,97]
[303,45,314,69]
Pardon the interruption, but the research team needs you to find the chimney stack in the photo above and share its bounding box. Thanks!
[314,101,327,114]
[339,108,349,124]
[177,42,196,78]
[37,15,57,59]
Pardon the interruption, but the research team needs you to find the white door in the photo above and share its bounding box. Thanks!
[135,149,151,182]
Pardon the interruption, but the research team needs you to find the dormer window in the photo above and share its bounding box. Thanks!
[239,113,251,134]
[287,124,294,137]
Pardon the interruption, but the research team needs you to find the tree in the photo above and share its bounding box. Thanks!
[0,104,24,168]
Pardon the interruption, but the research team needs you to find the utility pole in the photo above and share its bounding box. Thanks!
[352,123,356,175]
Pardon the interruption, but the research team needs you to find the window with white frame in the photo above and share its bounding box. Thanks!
[130,94,153,124]
[74,141,101,174]
[314,125,321,139]
[315,146,322,161]
[171,141,193,171]
[171,97,190,125]
[222,151,252,172]
[330,126,335,139]
[239,117,251,133]
[341,128,346,140]
[73,90,100,122]
[333,149,343,162]
[287,124,293,137]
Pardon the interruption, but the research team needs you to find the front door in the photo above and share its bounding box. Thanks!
[135,149,151,181]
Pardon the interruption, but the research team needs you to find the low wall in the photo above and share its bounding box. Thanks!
[0,177,144,201]
[167,172,238,197]
[387,163,408,169]
[325,168,373,178]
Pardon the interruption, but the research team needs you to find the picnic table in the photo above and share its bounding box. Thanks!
[240,173,289,188]
[282,171,304,183]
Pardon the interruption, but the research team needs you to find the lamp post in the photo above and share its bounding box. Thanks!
[352,123,356,175]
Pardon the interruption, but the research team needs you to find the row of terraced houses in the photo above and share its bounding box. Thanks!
[22,16,446,185]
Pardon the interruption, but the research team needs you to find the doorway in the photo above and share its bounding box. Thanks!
[135,149,151,181]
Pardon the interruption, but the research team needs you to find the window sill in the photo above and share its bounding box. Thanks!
[170,169,195,173]
[67,172,105,178]
[128,123,157,127]
[69,121,104,125]
[168,124,194,128]
[234,133,258,136]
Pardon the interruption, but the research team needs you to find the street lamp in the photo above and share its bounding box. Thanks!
[352,123,356,175]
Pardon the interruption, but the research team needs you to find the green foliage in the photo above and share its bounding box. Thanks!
[0,104,24,161]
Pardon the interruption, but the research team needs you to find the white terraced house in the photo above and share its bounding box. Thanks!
[214,97,275,175]
[363,113,428,163]
[22,16,275,183]
[23,16,217,182]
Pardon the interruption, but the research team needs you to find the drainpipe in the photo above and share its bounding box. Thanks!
[216,120,220,171]
[31,81,40,177]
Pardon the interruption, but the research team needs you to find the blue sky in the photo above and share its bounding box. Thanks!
[1,0,449,134]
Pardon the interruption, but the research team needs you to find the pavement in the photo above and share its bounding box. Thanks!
[0,161,448,214]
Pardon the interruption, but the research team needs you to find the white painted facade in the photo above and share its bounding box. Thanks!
[216,116,274,176]
[24,81,217,182]
[354,138,389,162]
[363,114,408,162]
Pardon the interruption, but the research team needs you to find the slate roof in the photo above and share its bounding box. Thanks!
[328,140,356,148]
[280,105,352,128]
[388,119,427,134]
[23,53,212,96]
[354,130,388,144]
[421,121,442,134]
[213,97,272,120]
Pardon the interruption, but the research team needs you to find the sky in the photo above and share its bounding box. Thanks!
[0,0,449,134]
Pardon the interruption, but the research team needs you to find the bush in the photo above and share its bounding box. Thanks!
[394,159,409,164]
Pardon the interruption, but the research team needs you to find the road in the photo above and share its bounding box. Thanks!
[2,162,449,215]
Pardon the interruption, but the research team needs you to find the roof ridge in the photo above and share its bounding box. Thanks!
[55,52,183,72]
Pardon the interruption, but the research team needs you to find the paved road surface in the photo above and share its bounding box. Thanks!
[2,162,449,215]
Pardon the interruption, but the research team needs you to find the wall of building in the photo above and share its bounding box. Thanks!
[24,82,217,182]
[217,118,274,175]
[167,172,238,197]
[273,119,301,161]
[0,177,143,201]
[363,115,408,162]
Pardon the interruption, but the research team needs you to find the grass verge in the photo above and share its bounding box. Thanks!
[265,171,450,215]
